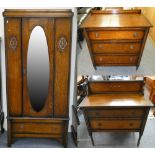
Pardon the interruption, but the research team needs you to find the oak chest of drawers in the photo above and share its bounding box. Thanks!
[79,76,153,146]
[80,9,152,69]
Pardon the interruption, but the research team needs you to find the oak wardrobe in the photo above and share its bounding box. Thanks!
[3,9,73,147]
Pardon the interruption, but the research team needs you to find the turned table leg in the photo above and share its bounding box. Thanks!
[137,132,143,147]
[0,112,4,133]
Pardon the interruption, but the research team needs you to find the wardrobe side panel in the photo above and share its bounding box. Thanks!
[54,18,72,118]
[5,18,22,116]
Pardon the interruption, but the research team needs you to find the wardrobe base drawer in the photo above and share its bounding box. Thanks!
[11,119,67,134]
[12,122,64,134]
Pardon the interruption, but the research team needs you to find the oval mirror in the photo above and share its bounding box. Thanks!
[27,26,49,112]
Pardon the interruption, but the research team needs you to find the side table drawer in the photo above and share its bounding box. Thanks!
[90,119,142,130]
[87,109,145,118]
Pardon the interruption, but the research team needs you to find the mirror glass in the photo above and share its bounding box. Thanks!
[27,26,50,112]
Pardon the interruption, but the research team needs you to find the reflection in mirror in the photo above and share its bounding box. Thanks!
[27,26,50,112]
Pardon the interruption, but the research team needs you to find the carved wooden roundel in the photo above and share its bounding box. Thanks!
[58,36,67,51]
[9,36,17,50]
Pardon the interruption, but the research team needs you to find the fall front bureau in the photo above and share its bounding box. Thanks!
[80,9,152,69]
[79,77,154,146]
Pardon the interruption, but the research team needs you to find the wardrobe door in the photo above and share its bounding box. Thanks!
[5,18,22,116]
[54,18,72,118]
[22,18,54,117]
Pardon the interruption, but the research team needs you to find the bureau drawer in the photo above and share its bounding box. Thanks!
[90,119,142,130]
[87,109,145,118]
[88,30,145,40]
[12,122,64,134]
[94,55,138,66]
[91,42,141,54]
[89,81,143,93]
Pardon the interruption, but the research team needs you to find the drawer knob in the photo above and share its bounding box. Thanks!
[95,32,99,38]
[130,45,134,49]
[129,123,134,126]
[133,32,138,38]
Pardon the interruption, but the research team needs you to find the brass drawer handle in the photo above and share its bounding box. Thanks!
[130,44,134,49]
[110,85,121,88]
[95,32,99,38]
[20,125,24,129]
[129,57,133,61]
[99,57,103,61]
[129,123,134,126]
[133,32,138,38]
[98,123,102,126]
[98,44,103,48]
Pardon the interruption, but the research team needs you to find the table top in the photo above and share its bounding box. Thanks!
[80,11,152,28]
[79,94,154,108]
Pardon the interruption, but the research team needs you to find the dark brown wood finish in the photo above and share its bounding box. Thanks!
[80,9,152,69]
[54,18,72,118]
[79,79,153,146]
[5,18,22,116]
[3,9,73,147]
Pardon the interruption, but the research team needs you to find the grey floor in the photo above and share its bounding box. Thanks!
[78,113,155,148]
[77,37,155,75]
[0,132,76,148]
